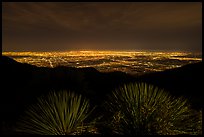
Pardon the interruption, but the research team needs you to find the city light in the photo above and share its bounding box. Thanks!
[2,51,202,74]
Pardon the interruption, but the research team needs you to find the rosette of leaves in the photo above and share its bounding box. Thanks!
[15,90,97,135]
[105,82,202,135]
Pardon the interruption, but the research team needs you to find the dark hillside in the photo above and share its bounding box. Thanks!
[0,56,202,134]
[137,61,203,109]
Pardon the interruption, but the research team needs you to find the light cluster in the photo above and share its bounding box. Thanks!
[3,51,202,74]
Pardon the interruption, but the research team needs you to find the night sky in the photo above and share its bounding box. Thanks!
[2,2,202,52]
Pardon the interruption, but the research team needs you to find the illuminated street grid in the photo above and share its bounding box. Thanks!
[3,51,202,74]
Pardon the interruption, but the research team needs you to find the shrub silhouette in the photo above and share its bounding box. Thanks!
[15,90,97,135]
[105,82,202,135]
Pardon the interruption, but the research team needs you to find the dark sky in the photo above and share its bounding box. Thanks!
[2,2,202,52]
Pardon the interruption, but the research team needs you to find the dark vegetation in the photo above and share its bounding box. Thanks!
[105,82,201,135]
[16,91,95,135]
[0,56,203,135]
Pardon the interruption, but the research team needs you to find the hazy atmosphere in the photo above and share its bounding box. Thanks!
[2,2,202,52]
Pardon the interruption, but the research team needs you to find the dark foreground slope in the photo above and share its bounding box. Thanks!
[137,61,203,109]
[1,56,136,134]
[0,56,203,134]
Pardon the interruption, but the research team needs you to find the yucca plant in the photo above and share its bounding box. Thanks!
[105,82,202,135]
[15,90,97,135]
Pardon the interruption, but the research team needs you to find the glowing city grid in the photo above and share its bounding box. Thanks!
[3,51,202,74]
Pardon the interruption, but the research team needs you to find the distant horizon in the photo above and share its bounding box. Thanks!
[2,49,202,54]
